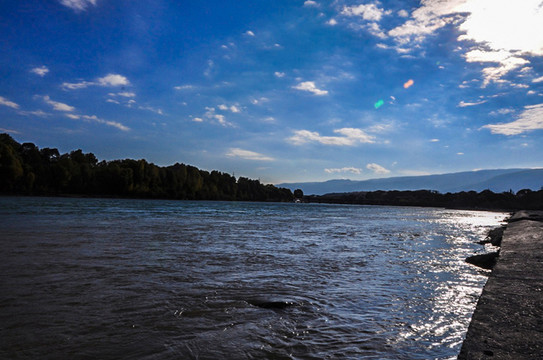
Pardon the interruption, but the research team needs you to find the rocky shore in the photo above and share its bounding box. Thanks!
[458,211,543,359]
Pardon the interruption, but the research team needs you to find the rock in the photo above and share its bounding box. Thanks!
[466,252,499,270]
[247,299,297,309]
[508,210,543,223]
[487,227,505,247]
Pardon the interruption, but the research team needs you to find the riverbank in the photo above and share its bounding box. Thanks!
[458,211,543,359]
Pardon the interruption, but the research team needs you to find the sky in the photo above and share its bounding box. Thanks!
[1,0,543,184]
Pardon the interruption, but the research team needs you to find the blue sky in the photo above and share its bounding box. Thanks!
[1,0,543,184]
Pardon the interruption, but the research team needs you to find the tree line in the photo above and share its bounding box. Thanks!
[0,134,294,202]
[304,188,543,211]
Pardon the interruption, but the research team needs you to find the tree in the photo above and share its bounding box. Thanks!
[294,189,304,199]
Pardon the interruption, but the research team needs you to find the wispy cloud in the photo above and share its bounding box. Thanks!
[366,163,390,174]
[483,103,543,135]
[30,66,49,77]
[59,0,97,12]
[226,148,274,161]
[66,113,129,131]
[138,105,164,115]
[288,128,375,146]
[41,95,75,112]
[174,85,195,91]
[292,81,328,96]
[116,92,136,98]
[0,96,20,109]
[458,99,487,107]
[533,76,543,83]
[0,128,21,134]
[62,73,130,90]
[325,167,362,175]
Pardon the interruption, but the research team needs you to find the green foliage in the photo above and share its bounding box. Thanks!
[0,134,294,202]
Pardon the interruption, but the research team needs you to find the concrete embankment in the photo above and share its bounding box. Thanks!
[458,211,543,359]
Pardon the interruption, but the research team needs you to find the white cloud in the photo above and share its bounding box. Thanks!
[117,92,136,98]
[218,104,241,113]
[274,71,286,78]
[398,9,409,18]
[341,3,390,22]
[67,113,129,131]
[456,0,543,56]
[464,49,529,87]
[483,103,543,135]
[0,128,20,134]
[245,30,255,37]
[489,108,515,116]
[204,107,233,127]
[226,148,274,161]
[62,73,130,90]
[386,0,543,84]
[62,81,94,90]
[192,117,203,122]
[327,18,338,26]
[30,66,49,77]
[139,106,164,115]
[59,0,97,12]
[387,1,459,44]
[325,167,362,175]
[251,97,269,105]
[533,76,543,83]
[458,99,487,107]
[42,96,75,112]
[0,96,20,109]
[304,0,319,7]
[366,163,390,174]
[288,128,375,146]
[293,81,328,96]
[97,74,130,87]
[174,85,195,90]
[430,138,440,142]
[19,110,50,117]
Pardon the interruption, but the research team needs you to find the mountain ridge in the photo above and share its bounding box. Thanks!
[278,168,543,195]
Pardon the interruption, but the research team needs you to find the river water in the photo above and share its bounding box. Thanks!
[0,197,507,359]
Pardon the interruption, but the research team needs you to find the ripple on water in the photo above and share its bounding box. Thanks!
[0,198,507,359]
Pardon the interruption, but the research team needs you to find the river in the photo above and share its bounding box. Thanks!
[0,197,507,359]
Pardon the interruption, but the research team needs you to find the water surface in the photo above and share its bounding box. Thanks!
[0,197,507,359]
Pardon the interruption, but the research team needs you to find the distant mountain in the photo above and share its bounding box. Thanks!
[278,169,543,195]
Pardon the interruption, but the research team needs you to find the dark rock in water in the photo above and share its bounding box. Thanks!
[487,227,504,246]
[466,252,499,270]
[247,299,297,309]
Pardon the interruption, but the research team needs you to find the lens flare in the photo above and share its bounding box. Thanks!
[374,99,384,109]
[404,79,414,89]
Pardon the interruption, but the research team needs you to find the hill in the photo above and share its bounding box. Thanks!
[278,169,543,195]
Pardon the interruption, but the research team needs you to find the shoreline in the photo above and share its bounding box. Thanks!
[458,211,543,359]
